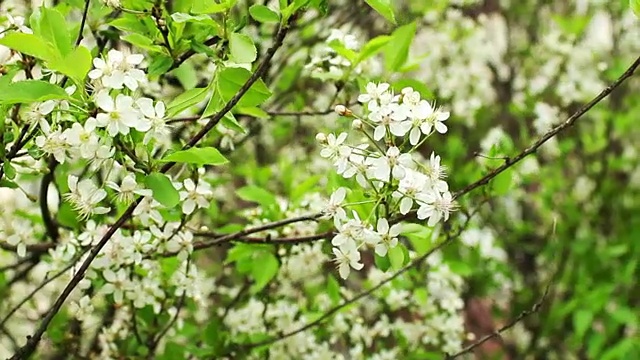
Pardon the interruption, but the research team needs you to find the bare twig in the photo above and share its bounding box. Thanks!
[453,56,640,200]
[224,220,470,356]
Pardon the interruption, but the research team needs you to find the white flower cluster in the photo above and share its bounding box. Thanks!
[317,82,455,279]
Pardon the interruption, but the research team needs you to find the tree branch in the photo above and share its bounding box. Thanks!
[453,55,640,200]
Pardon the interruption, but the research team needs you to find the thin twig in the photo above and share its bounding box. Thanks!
[191,213,323,250]
[0,251,87,329]
[453,55,640,200]
[224,222,469,356]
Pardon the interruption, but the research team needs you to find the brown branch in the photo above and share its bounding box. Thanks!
[193,230,333,247]
[191,213,323,250]
[223,216,473,356]
[0,242,56,254]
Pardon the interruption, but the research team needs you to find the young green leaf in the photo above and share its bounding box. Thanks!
[388,244,405,270]
[492,169,513,196]
[47,46,93,85]
[122,33,165,54]
[250,251,279,293]
[632,0,640,17]
[144,173,180,208]
[236,185,277,208]
[191,0,229,14]
[160,147,229,166]
[249,4,280,23]
[384,21,417,72]
[38,8,73,57]
[217,67,272,107]
[365,0,396,24]
[0,33,55,61]
[166,87,209,117]
[356,35,391,64]
[0,80,68,105]
[229,33,257,63]
[148,55,175,77]
[58,201,81,229]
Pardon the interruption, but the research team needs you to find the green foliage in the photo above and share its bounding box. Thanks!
[160,147,229,166]
[383,21,416,72]
[0,80,68,104]
[365,0,397,24]
[631,0,640,17]
[217,67,272,107]
[236,185,277,208]
[166,87,209,117]
[249,5,280,23]
[229,33,257,63]
[144,173,181,208]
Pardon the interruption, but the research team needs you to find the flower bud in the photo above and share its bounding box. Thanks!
[315,132,327,143]
[351,119,363,130]
[334,104,352,117]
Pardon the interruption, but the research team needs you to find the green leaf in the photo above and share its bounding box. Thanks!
[172,62,198,89]
[39,8,73,57]
[3,161,15,180]
[356,35,391,64]
[191,0,229,14]
[326,275,341,303]
[229,33,257,63]
[203,319,223,348]
[0,80,68,105]
[0,179,18,189]
[237,106,269,119]
[365,0,396,24]
[492,170,512,196]
[328,41,357,63]
[166,87,209,117]
[402,223,432,255]
[217,67,271,107]
[250,251,279,293]
[148,55,174,77]
[0,33,55,61]
[221,112,246,133]
[47,45,92,84]
[160,147,229,166]
[249,4,280,23]
[393,78,433,99]
[122,33,165,54]
[573,310,593,339]
[144,173,180,208]
[388,244,404,270]
[632,0,640,17]
[236,185,276,208]
[374,252,390,272]
[310,0,328,15]
[58,201,80,228]
[109,16,149,34]
[171,13,211,23]
[384,21,417,72]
